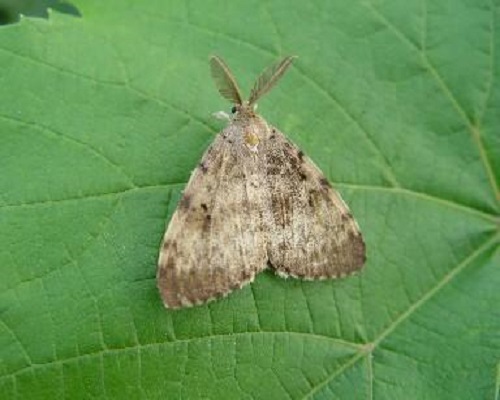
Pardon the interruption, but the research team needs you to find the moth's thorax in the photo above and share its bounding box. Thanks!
[229,103,271,152]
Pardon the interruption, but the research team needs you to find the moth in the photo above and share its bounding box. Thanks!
[157,55,365,309]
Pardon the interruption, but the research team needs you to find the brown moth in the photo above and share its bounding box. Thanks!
[157,55,365,309]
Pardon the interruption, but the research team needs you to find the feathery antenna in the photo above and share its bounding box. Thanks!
[248,56,296,105]
[209,55,243,105]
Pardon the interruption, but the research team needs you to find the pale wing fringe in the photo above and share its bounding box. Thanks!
[248,56,296,105]
[210,55,243,105]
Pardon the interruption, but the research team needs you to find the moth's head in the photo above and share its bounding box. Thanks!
[209,55,296,117]
[230,101,257,121]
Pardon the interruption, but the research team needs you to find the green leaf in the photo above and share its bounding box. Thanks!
[1,1,499,399]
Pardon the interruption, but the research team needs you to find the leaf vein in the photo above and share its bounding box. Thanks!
[372,233,498,347]
[0,331,362,382]
[366,2,499,204]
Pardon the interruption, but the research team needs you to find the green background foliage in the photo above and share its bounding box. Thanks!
[1,0,499,399]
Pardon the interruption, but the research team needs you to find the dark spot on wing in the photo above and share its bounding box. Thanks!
[308,189,320,207]
[288,155,298,169]
[299,171,307,181]
[271,193,292,228]
[161,239,178,255]
[180,194,192,209]
[266,162,280,175]
[278,242,289,251]
[162,239,172,250]
[158,255,181,308]
[240,268,253,282]
[297,150,305,161]
[165,257,176,271]
[199,162,208,173]
[202,213,212,233]
[341,212,353,222]
[348,231,366,266]
[319,177,331,188]
[201,203,208,212]
[308,195,314,207]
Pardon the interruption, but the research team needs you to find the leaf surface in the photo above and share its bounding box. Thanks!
[0,1,499,399]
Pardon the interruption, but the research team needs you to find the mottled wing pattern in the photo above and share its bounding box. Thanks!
[157,133,267,309]
[262,127,365,279]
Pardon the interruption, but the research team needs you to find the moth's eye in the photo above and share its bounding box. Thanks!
[231,106,237,114]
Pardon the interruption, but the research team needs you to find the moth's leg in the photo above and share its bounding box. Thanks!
[212,111,231,121]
